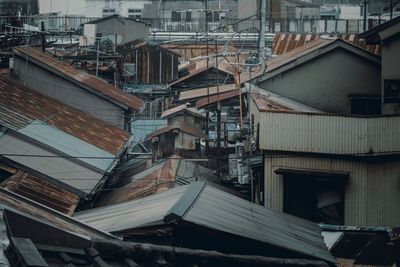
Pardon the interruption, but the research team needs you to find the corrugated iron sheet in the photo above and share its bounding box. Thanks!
[75,183,335,264]
[272,33,381,56]
[75,186,188,232]
[18,121,115,172]
[196,89,242,109]
[259,112,400,155]
[0,188,113,240]
[14,47,144,110]
[0,76,129,155]
[179,84,238,101]
[96,158,178,207]
[146,124,207,140]
[3,170,80,215]
[0,132,105,195]
[264,155,400,227]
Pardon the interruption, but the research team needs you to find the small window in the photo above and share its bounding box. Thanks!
[349,95,381,115]
[171,11,181,22]
[384,80,400,103]
[185,11,192,22]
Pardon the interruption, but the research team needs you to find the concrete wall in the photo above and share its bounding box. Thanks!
[264,153,400,227]
[143,0,239,20]
[13,56,125,128]
[237,0,257,19]
[85,0,150,18]
[94,17,149,45]
[382,37,400,114]
[258,48,381,114]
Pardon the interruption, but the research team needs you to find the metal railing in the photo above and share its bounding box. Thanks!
[0,16,385,34]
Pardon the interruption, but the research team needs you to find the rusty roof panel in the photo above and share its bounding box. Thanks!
[272,33,381,56]
[146,124,207,140]
[0,188,114,239]
[96,159,177,207]
[250,93,293,112]
[0,76,129,155]
[14,47,144,111]
[196,90,242,109]
[161,104,204,119]
[3,170,81,215]
[179,84,238,101]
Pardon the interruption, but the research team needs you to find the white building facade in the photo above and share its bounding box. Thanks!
[85,0,150,18]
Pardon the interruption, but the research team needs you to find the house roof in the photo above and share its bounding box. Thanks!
[0,76,130,155]
[146,124,207,140]
[256,38,381,84]
[160,104,205,119]
[13,47,144,111]
[321,225,400,266]
[3,169,81,215]
[359,16,400,44]
[196,89,243,109]
[179,84,238,101]
[0,188,114,240]
[272,33,381,56]
[250,89,323,113]
[75,182,335,264]
[84,14,150,26]
[95,158,178,207]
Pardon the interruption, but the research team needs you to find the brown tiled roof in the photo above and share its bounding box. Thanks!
[0,75,130,155]
[196,90,242,109]
[14,47,144,111]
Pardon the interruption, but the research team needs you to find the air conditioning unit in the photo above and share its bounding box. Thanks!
[123,63,136,77]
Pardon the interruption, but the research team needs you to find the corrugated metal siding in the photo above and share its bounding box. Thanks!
[264,155,400,227]
[259,112,400,155]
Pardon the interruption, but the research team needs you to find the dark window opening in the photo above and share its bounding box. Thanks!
[349,94,381,115]
[206,11,220,22]
[171,11,181,22]
[283,174,345,225]
[185,11,192,22]
[384,80,400,103]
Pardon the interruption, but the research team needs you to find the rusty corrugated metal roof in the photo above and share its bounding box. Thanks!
[14,46,144,111]
[0,188,114,239]
[256,38,381,84]
[146,124,207,140]
[0,75,129,155]
[160,104,204,119]
[96,158,178,206]
[3,170,81,215]
[272,33,381,56]
[179,84,238,101]
[251,93,293,112]
[196,89,243,109]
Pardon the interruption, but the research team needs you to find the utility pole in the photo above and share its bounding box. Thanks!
[363,0,368,32]
[259,0,266,63]
[215,39,221,181]
[96,38,100,77]
[41,21,45,53]
[205,0,210,157]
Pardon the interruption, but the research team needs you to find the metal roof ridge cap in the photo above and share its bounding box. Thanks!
[164,182,206,224]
